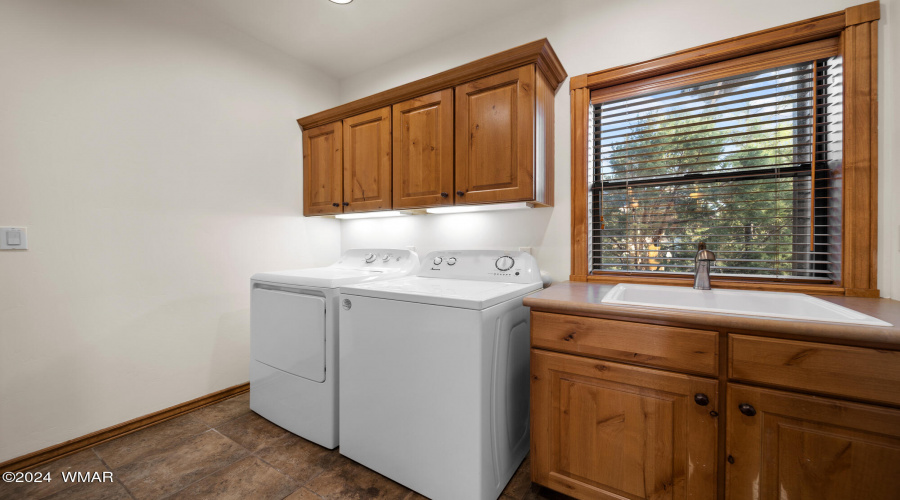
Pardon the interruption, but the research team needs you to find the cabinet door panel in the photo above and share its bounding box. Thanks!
[532,349,718,500]
[302,122,342,216]
[343,107,391,212]
[455,66,534,204]
[726,384,900,500]
[392,89,454,209]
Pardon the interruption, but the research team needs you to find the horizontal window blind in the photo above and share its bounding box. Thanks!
[590,58,842,280]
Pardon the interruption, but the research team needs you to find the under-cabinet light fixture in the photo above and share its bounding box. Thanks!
[334,211,410,220]
[329,0,353,4]
[425,202,533,215]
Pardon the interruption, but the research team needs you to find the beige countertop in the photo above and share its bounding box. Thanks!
[523,282,900,349]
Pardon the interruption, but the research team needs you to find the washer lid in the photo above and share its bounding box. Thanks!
[340,276,543,310]
[252,267,385,288]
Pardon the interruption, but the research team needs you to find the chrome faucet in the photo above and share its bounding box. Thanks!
[693,242,716,290]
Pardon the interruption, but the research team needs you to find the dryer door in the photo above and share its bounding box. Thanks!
[251,288,326,382]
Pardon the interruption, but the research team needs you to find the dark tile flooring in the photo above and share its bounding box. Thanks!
[2,393,572,500]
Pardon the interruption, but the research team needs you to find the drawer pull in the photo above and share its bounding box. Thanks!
[738,403,757,417]
[694,393,710,406]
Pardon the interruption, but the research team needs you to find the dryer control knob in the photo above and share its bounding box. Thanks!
[447,257,457,266]
[495,256,515,271]
[365,253,376,263]
[382,254,392,262]
[433,256,443,266]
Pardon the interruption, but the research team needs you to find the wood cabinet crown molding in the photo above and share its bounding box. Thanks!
[297,38,567,131]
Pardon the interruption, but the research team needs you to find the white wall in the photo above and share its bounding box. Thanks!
[339,0,900,298]
[0,0,340,461]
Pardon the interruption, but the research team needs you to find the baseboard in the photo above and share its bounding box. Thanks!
[0,382,250,472]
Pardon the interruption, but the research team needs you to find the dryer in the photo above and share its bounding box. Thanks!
[250,249,418,449]
[338,250,541,500]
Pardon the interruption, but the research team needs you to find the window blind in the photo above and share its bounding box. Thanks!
[590,58,843,280]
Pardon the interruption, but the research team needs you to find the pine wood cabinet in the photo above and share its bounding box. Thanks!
[302,121,343,216]
[530,304,900,500]
[342,107,392,213]
[455,65,554,206]
[392,89,454,209]
[532,349,718,500]
[726,384,900,500]
[297,39,566,216]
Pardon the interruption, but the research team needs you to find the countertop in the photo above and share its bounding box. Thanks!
[523,282,900,349]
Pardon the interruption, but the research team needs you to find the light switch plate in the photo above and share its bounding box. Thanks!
[1,227,28,250]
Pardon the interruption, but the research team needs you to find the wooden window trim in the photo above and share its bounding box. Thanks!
[570,1,880,297]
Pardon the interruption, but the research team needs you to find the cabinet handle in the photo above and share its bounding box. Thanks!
[727,455,735,464]
[332,203,340,207]
[343,202,349,206]
[456,190,465,196]
[738,403,757,417]
[694,393,709,406]
[440,192,449,198]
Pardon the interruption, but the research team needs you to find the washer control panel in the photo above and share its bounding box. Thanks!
[418,250,539,284]
[335,249,419,272]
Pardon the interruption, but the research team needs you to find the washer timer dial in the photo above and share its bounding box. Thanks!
[495,256,515,271]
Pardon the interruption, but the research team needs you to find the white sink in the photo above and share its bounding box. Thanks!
[601,283,892,327]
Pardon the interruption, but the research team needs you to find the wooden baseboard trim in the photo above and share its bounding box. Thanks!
[0,382,250,473]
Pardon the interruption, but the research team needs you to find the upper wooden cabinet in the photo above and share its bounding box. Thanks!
[302,122,342,216]
[392,89,454,209]
[455,65,553,206]
[343,107,392,213]
[297,39,566,216]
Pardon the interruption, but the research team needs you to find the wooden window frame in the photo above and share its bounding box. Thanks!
[570,1,880,297]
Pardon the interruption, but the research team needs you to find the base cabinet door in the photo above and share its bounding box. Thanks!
[726,384,900,500]
[532,349,718,500]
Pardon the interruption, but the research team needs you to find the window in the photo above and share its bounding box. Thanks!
[570,3,879,296]
[590,58,842,282]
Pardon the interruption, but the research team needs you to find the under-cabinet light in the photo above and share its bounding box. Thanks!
[425,202,533,215]
[335,211,409,220]
[329,0,353,4]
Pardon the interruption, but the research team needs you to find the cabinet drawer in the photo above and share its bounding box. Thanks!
[531,312,718,376]
[729,334,900,406]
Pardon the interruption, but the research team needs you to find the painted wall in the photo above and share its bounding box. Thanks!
[339,0,900,298]
[0,0,340,461]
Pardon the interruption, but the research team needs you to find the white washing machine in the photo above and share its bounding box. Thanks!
[250,249,419,449]
[339,250,542,500]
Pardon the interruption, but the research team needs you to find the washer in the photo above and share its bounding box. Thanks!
[250,248,419,449]
[339,250,542,500]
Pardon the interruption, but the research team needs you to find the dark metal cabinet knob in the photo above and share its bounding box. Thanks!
[694,393,710,406]
[456,190,465,196]
[342,202,349,206]
[738,403,757,417]
[727,455,735,464]
[440,192,449,198]
[332,202,340,207]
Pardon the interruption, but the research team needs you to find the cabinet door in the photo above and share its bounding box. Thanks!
[392,89,454,209]
[532,349,718,500]
[343,107,391,213]
[726,384,900,500]
[302,121,342,216]
[455,66,534,204]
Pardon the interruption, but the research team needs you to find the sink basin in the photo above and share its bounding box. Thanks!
[601,284,892,327]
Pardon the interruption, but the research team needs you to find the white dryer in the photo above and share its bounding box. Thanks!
[250,249,419,449]
[338,250,542,500]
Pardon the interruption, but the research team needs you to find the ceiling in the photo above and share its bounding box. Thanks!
[186,0,546,80]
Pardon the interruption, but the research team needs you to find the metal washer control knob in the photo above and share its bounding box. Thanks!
[365,253,376,263]
[433,256,443,265]
[446,257,457,266]
[495,256,515,271]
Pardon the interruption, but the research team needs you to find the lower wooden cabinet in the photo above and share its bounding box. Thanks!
[531,349,719,500]
[726,383,900,500]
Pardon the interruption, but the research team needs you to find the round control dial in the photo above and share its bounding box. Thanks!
[364,253,376,263]
[433,256,443,265]
[446,257,457,266]
[495,256,515,271]
[382,254,392,262]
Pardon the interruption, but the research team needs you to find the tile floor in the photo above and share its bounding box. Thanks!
[1,393,572,500]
